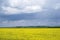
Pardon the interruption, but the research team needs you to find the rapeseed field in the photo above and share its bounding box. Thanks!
[0,28,60,40]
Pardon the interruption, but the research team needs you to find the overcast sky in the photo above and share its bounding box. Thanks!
[0,0,60,27]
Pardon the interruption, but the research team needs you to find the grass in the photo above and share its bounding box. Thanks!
[0,28,60,40]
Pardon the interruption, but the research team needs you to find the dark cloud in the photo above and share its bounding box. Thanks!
[0,0,60,26]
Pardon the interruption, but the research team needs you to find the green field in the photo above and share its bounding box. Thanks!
[0,28,60,40]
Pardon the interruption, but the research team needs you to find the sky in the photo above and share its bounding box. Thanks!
[0,0,60,27]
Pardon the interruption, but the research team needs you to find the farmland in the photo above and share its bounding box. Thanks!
[0,28,60,40]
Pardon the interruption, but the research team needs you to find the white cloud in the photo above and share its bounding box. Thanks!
[46,0,60,10]
[23,5,42,13]
[2,5,42,14]
[8,0,22,7]
[2,0,47,15]
[53,3,60,10]
[2,6,21,14]
[8,0,46,7]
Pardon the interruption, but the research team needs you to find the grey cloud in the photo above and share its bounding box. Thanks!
[0,0,60,26]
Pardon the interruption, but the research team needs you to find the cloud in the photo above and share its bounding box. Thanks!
[8,0,46,7]
[2,5,43,15]
[2,6,21,14]
[46,0,60,10]
[1,0,47,15]
[0,20,57,27]
[8,0,21,7]
[0,9,60,27]
[53,3,60,10]
[0,0,60,27]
